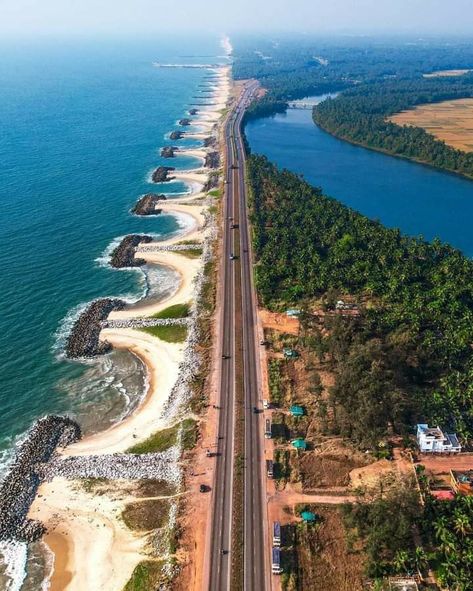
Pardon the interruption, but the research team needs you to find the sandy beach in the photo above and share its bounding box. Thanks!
[27,53,231,591]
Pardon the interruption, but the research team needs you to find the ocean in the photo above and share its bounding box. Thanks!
[0,34,223,589]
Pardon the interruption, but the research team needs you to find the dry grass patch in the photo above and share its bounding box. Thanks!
[390,98,473,152]
[122,498,170,531]
[282,506,366,591]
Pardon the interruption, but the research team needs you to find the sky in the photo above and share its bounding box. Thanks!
[1,0,473,37]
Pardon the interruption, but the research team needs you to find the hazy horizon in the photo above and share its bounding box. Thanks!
[1,0,473,38]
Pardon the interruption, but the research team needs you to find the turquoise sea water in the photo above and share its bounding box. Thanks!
[0,34,223,589]
[246,104,473,255]
[0,38,221,463]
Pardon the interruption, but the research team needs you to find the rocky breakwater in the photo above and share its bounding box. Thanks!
[178,118,192,126]
[188,108,199,116]
[203,136,217,148]
[132,193,167,216]
[66,298,125,358]
[0,415,81,542]
[152,166,175,183]
[170,131,184,140]
[110,235,153,268]
[205,151,220,169]
[161,146,178,158]
[43,448,180,483]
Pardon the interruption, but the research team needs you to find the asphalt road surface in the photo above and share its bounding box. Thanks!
[207,80,268,591]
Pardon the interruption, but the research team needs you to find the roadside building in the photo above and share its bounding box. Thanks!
[300,511,317,522]
[416,423,461,454]
[283,348,299,359]
[451,470,473,495]
[285,308,301,317]
[431,489,455,501]
[291,438,307,450]
[289,405,304,418]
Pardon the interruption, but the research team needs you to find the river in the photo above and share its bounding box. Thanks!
[245,97,473,256]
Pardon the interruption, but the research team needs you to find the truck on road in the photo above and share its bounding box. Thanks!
[272,547,283,575]
[273,521,281,547]
[265,418,272,439]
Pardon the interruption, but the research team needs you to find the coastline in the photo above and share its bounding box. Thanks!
[25,54,231,590]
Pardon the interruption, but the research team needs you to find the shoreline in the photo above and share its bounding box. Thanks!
[26,56,231,591]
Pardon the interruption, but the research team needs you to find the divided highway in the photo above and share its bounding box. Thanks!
[207,80,268,591]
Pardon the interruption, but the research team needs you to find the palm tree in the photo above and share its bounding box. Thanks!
[453,510,471,537]
[393,549,410,574]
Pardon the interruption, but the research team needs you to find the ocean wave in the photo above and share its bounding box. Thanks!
[94,233,162,269]
[0,541,27,591]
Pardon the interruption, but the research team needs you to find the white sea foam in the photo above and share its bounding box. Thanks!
[40,540,54,591]
[0,541,28,591]
[94,233,163,269]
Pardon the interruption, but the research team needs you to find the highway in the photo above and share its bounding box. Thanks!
[207,79,267,591]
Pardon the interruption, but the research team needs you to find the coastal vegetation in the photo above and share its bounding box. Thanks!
[313,77,473,178]
[151,303,190,319]
[127,418,197,454]
[141,323,188,343]
[123,560,168,591]
[247,154,473,581]
[121,499,171,531]
[248,154,473,443]
[235,36,473,175]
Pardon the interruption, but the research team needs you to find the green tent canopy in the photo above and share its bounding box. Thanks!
[290,405,304,417]
[291,438,307,450]
[300,511,317,522]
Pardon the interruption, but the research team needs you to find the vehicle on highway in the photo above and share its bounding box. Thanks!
[230,254,239,260]
[273,521,281,546]
[231,223,239,229]
[222,354,230,359]
[272,547,283,575]
[253,406,258,414]
[265,418,272,439]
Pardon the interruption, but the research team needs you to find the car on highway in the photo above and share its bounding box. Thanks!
[230,254,239,260]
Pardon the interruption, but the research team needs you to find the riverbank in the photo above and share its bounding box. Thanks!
[26,57,231,590]
[245,106,473,255]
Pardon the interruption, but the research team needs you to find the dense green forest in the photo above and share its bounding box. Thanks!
[313,77,473,178]
[234,36,473,175]
[234,36,473,118]
[247,155,473,587]
[247,154,473,442]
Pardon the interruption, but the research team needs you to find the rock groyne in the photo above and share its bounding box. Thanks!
[0,415,81,542]
[205,151,220,169]
[161,146,178,158]
[110,235,153,268]
[178,118,192,126]
[203,136,217,148]
[132,193,166,216]
[188,108,199,116]
[151,166,175,183]
[170,131,184,140]
[66,298,125,358]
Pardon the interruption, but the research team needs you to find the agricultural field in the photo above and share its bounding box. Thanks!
[390,98,473,152]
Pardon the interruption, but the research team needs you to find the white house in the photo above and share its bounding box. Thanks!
[416,424,461,454]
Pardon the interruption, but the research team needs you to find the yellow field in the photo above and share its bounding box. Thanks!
[423,69,471,78]
[390,98,473,152]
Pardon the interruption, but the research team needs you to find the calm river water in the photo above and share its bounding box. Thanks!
[246,102,473,255]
